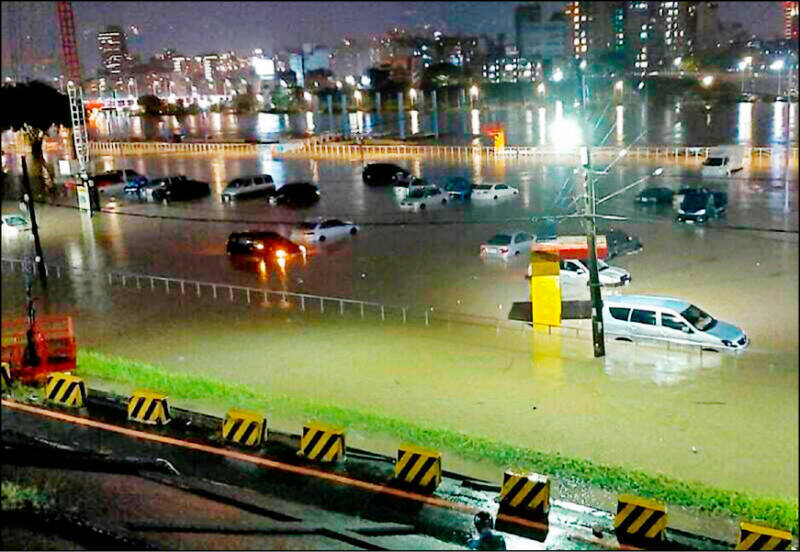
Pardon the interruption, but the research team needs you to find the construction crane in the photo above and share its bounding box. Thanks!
[56,0,96,214]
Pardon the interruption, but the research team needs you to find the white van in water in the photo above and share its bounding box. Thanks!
[701,145,744,177]
[603,295,749,352]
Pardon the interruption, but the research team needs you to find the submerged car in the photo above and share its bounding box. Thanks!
[268,182,320,207]
[635,187,674,204]
[471,183,519,200]
[290,218,358,243]
[532,258,631,286]
[480,231,535,259]
[93,169,147,189]
[226,231,303,257]
[676,188,727,223]
[1,213,31,236]
[221,174,275,201]
[151,177,210,202]
[604,229,643,259]
[362,163,412,186]
[399,185,448,210]
[444,177,473,199]
[603,295,749,352]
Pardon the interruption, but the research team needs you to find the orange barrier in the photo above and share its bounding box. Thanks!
[1,315,77,383]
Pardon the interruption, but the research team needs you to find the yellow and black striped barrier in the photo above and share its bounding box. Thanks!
[1,362,10,393]
[614,494,667,546]
[222,408,266,448]
[45,372,87,408]
[127,389,171,426]
[297,421,345,463]
[736,521,793,550]
[498,470,550,519]
[393,444,442,493]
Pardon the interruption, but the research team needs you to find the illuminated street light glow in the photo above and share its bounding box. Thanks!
[304,91,312,103]
[673,57,682,67]
[615,81,623,92]
[550,118,582,150]
[701,75,714,87]
[770,60,785,71]
[552,68,563,82]
[537,83,545,94]
[469,85,479,99]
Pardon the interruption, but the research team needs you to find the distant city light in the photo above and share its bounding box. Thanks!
[361,75,371,87]
[537,83,545,94]
[673,57,682,67]
[770,60,785,71]
[615,81,623,92]
[701,75,714,87]
[469,85,479,99]
[345,75,356,86]
[552,68,563,82]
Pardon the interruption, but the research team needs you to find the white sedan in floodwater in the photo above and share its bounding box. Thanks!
[471,183,520,201]
[480,231,535,259]
[290,218,359,243]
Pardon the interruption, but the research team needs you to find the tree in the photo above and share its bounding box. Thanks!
[138,94,164,116]
[0,81,70,158]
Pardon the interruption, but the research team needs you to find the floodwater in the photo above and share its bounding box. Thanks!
[1,149,798,501]
[85,99,799,148]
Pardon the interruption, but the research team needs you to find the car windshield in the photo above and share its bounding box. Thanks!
[597,260,609,271]
[4,216,27,226]
[682,193,707,210]
[474,185,492,190]
[298,222,317,230]
[488,234,511,245]
[681,305,717,331]
[703,157,725,166]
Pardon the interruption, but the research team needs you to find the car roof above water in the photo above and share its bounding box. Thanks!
[604,294,692,312]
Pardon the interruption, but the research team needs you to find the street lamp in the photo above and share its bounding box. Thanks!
[701,75,714,88]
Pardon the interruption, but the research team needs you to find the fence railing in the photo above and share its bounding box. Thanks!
[288,142,799,162]
[3,257,755,356]
[1,257,584,338]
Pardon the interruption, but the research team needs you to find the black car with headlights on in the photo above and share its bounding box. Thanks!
[604,228,643,259]
[226,231,302,257]
[268,181,320,207]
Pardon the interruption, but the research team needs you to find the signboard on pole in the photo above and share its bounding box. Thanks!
[76,184,91,212]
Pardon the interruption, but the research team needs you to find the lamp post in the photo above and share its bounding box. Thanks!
[575,57,605,358]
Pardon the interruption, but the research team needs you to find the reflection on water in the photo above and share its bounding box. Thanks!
[738,103,752,143]
[306,111,315,133]
[616,105,624,144]
[773,102,786,143]
[410,110,419,135]
[604,343,722,386]
[470,109,480,136]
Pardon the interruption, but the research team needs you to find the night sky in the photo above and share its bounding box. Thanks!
[0,1,786,76]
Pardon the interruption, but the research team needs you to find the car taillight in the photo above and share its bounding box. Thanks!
[500,247,509,254]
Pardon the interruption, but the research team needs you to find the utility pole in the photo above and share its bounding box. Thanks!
[576,58,605,358]
[21,157,47,288]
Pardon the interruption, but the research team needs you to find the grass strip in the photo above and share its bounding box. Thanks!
[76,349,798,534]
[1,482,53,513]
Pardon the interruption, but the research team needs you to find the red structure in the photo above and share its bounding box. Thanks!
[1,315,77,384]
[785,1,799,40]
[56,1,82,83]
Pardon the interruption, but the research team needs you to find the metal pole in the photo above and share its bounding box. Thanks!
[21,157,47,287]
[576,59,605,358]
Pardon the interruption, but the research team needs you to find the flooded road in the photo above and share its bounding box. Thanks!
[2,150,797,500]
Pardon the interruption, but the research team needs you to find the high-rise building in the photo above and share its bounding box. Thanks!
[516,3,567,67]
[785,1,799,40]
[686,2,719,54]
[97,25,127,86]
[565,2,619,61]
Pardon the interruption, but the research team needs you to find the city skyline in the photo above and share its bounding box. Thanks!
[0,1,789,80]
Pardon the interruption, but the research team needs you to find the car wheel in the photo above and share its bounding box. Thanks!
[441,198,447,204]
[514,250,520,256]
[493,195,498,200]
[420,203,426,210]
[350,227,357,235]
[319,235,326,242]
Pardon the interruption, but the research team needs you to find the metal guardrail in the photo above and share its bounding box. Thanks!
[3,258,757,356]
[1,257,582,338]
[290,142,800,161]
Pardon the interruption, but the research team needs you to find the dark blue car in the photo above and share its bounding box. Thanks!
[444,177,473,199]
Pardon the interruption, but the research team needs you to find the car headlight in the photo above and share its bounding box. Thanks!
[254,242,264,250]
[721,339,735,347]
[677,208,685,214]
[695,209,706,215]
